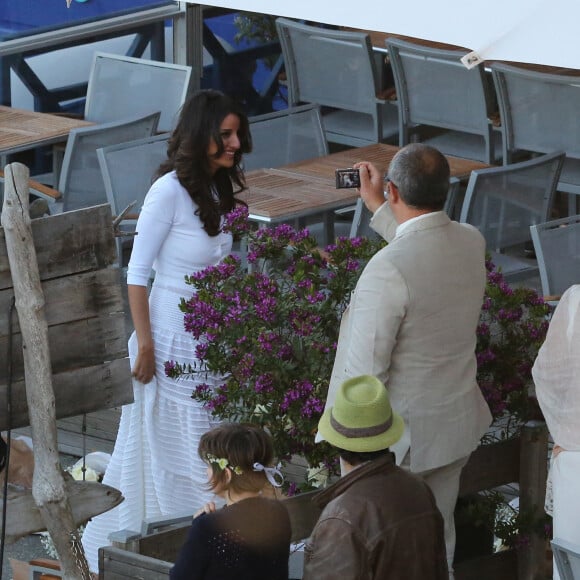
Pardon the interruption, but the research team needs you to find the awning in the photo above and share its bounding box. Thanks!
[185,0,580,70]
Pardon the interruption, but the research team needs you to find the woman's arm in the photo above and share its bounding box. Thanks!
[126,177,175,383]
[128,284,155,384]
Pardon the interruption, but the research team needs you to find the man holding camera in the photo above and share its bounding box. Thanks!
[322,143,492,576]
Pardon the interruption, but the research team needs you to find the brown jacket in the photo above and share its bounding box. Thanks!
[303,453,448,580]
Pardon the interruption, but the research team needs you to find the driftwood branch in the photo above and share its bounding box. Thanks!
[1,162,89,579]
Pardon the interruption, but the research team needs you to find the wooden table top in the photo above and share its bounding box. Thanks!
[283,143,489,182]
[0,106,93,156]
[241,168,359,222]
[241,144,489,222]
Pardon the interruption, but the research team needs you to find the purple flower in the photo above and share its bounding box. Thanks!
[278,344,294,360]
[164,360,178,378]
[255,296,278,322]
[477,322,490,336]
[300,397,325,418]
[222,205,250,234]
[287,482,299,497]
[183,300,222,339]
[237,353,256,380]
[257,331,278,353]
[195,342,209,360]
[192,383,211,399]
[254,374,274,393]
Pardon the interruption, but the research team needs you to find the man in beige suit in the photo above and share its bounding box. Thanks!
[322,144,492,575]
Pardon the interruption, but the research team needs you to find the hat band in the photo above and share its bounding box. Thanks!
[330,412,393,438]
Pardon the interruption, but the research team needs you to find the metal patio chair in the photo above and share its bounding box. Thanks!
[245,104,328,171]
[460,151,565,282]
[59,111,160,213]
[276,18,398,147]
[97,132,169,266]
[387,37,502,164]
[530,214,580,299]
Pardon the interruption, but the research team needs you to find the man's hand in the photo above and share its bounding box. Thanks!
[354,161,386,214]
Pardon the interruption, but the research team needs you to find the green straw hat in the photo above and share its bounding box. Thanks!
[318,375,404,452]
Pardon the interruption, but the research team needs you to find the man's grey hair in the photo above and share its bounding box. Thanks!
[387,143,450,210]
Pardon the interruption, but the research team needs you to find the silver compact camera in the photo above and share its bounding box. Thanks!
[335,168,360,189]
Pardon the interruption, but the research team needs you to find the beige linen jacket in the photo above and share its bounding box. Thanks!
[325,204,492,472]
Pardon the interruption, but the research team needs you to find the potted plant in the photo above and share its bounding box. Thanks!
[167,206,551,480]
[165,206,386,486]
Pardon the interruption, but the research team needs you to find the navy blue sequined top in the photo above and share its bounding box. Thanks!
[170,496,291,580]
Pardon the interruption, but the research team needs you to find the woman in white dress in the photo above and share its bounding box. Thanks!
[82,89,252,572]
[532,285,580,580]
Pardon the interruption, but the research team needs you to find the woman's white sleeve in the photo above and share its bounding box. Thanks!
[126,180,175,286]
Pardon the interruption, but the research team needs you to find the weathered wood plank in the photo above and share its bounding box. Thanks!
[138,525,190,563]
[2,161,87,577]
[57,409,121,456]
[99,428,547,580]
[4,480,123,543]
[15,408,122,456]
[0,358,133,430]
[0,314,128,382]
[455,549,518,580]
[0,204,117,289]
[283,490,322,543]
[56,408,122,438]
[459,437,520,496]
[100,547,173,580]
[0,268,124,334]
[53,428,118,457]
[518,421,550,580]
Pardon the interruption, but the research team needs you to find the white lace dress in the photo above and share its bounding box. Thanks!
[82,172,231,572]
[532,285,580,580]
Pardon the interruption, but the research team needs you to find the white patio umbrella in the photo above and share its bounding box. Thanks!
[185,0,580,69]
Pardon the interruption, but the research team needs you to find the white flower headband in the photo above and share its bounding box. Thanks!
[206,454,284,487]
[206,453,243,475]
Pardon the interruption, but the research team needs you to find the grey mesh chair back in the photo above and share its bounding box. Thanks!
[460,151,564,283]
[60,111,160,213]
[530,214,580,298]
[387,38,499,164]
[98,132,170,266]
[349,198,379,240]
[492,63,580,197]
[460,151,564,251]
[275,18,398,146]
[244,104,328,171]
[552,538,580,580]
[349,178,461,239]
[85,52,191,133]
[443,177,461,218]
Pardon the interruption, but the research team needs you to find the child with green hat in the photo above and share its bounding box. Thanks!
[304,375,448,579]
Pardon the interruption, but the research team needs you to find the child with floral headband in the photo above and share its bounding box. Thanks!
[170,423,291,580]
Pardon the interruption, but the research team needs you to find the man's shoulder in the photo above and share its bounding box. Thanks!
[324,464,433,510]
[450,218,486,241]
[316,469,438,539]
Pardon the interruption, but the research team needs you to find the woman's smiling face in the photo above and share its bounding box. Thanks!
[207,113,241,175]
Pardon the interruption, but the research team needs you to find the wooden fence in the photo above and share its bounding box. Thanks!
[99,421,549,580]
[0,203,133,435]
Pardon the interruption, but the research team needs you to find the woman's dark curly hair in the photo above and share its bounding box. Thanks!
[156,89,252,236]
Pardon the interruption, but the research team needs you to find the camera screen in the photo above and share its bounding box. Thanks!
[335,168,361,189]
